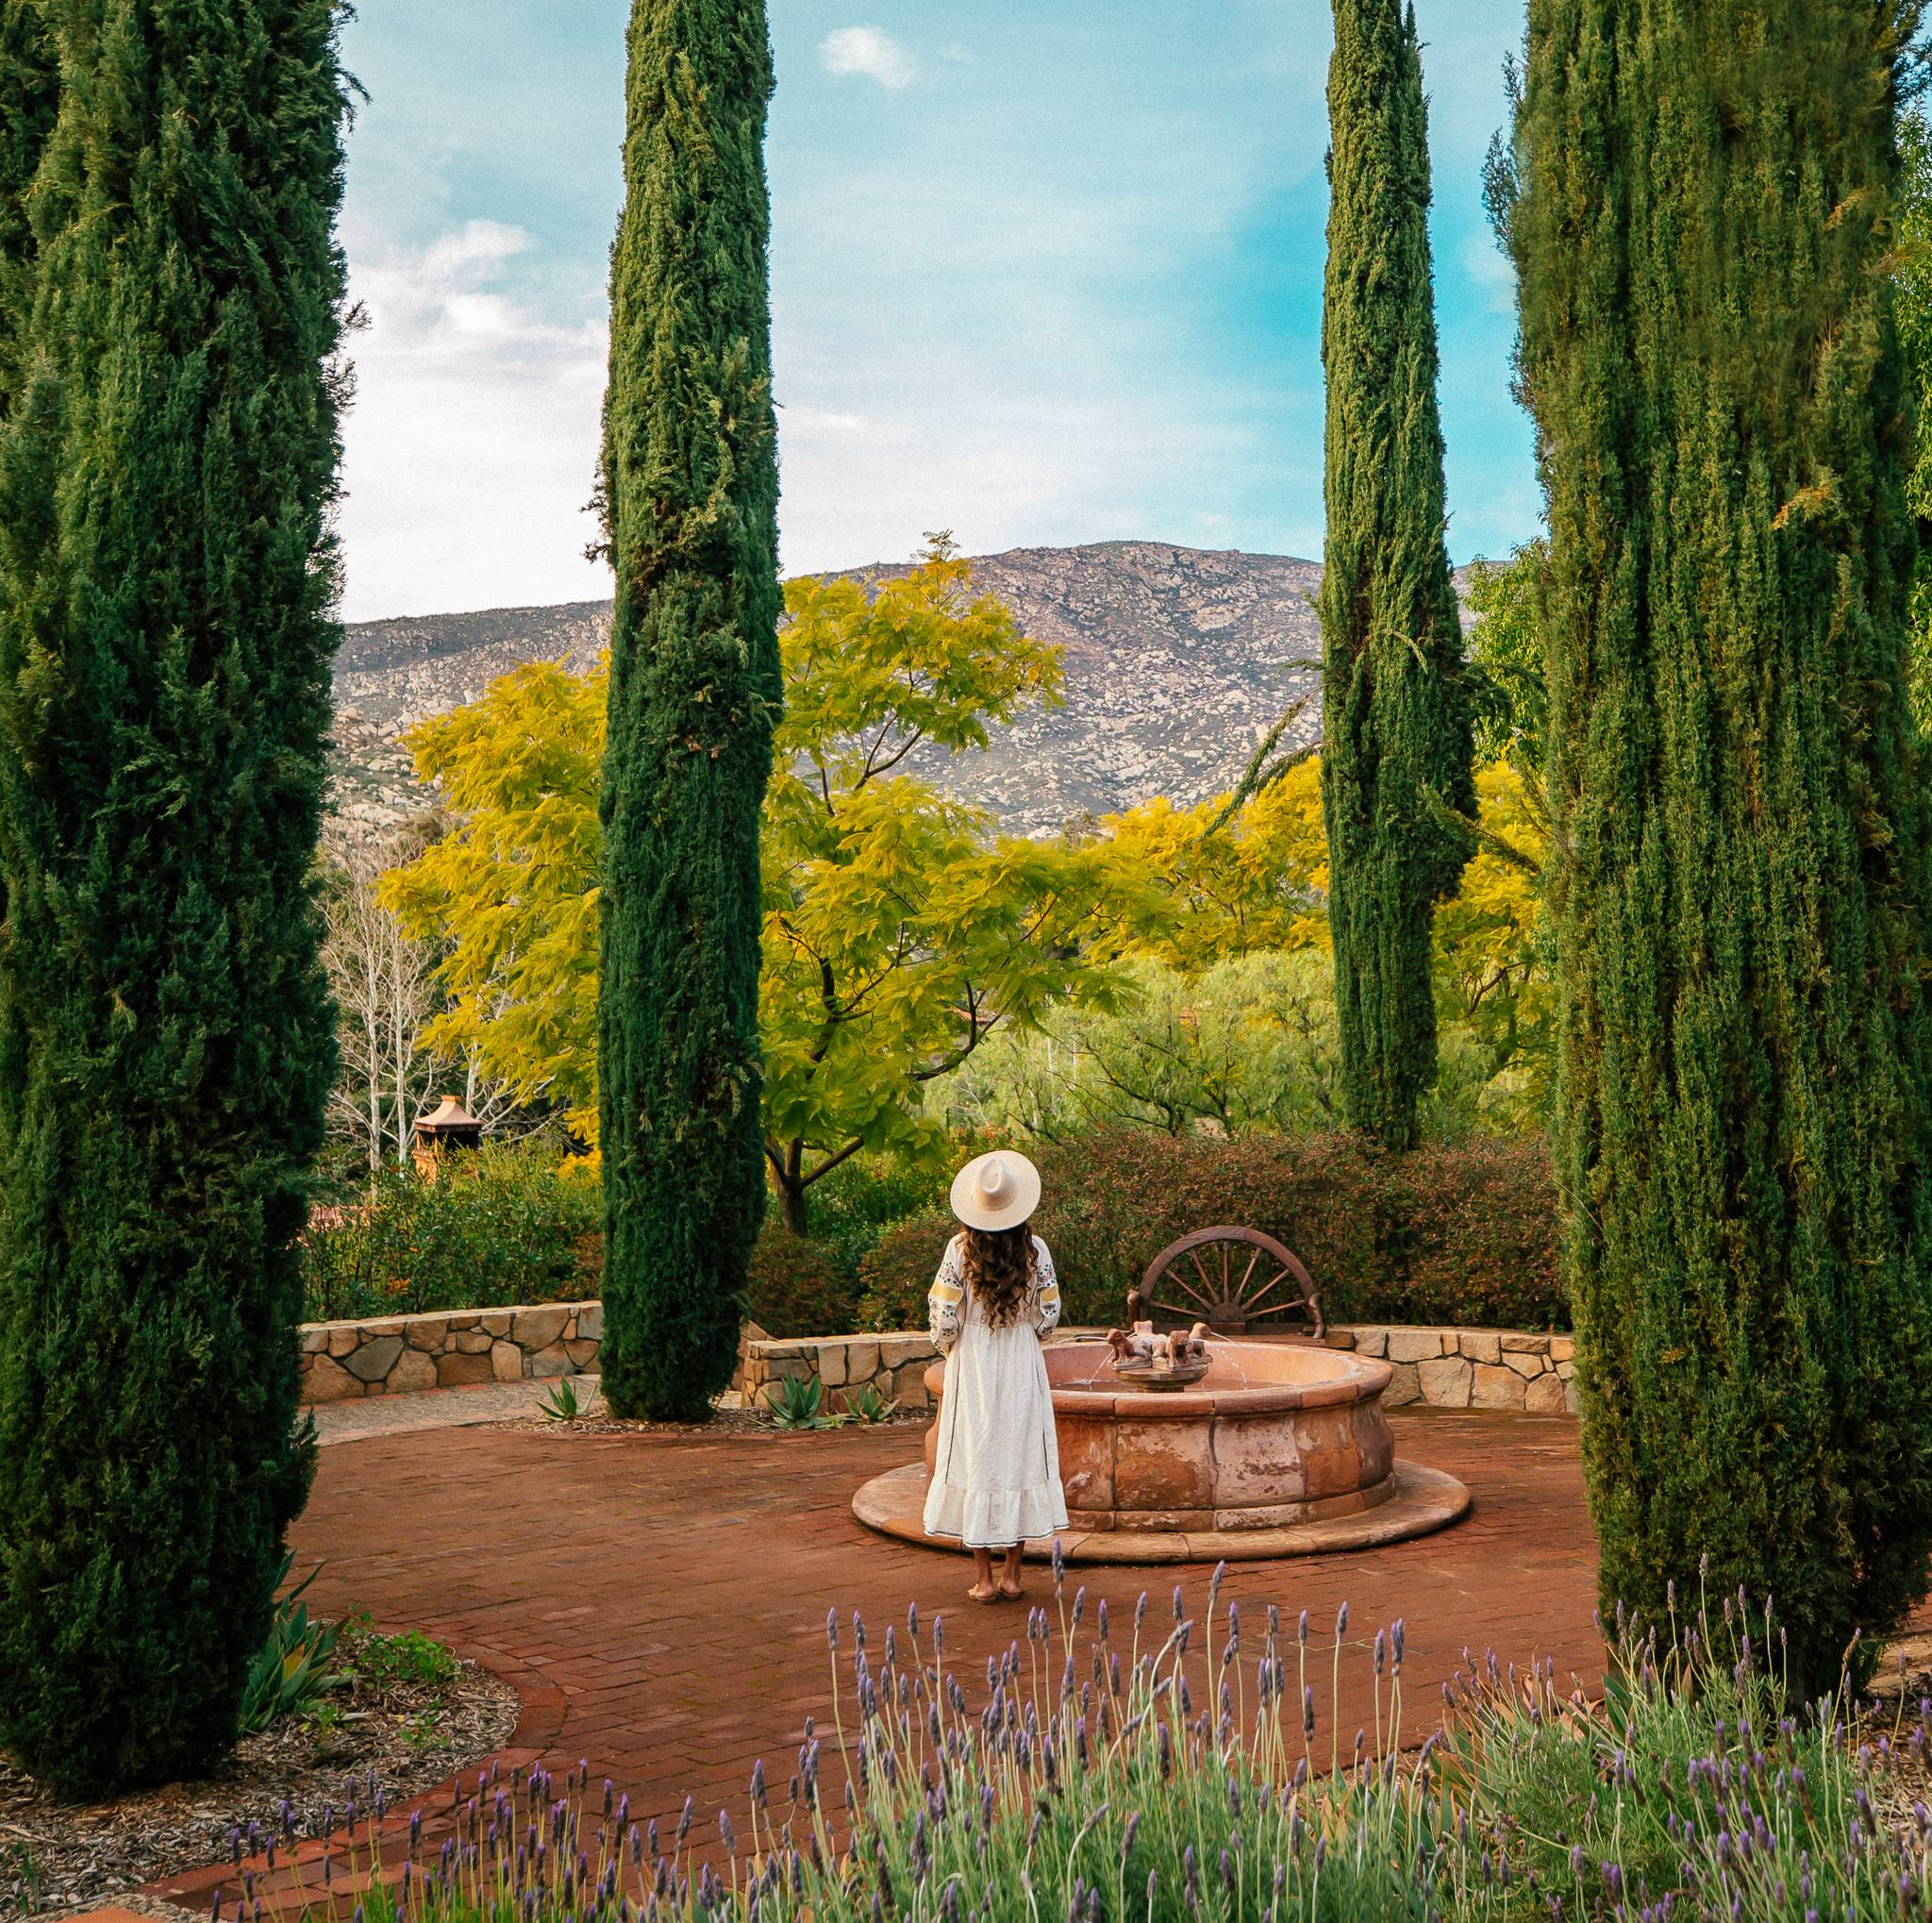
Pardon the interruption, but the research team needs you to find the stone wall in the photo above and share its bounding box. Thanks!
[297,1304,1576,1415]
[1326,1325,1575,1414]
[300,1303,602,1404]
[737,1332,941,1412]
[739,1324,1578,1416]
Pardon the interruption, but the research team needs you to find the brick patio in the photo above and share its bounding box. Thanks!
[150,1408,1600,1909]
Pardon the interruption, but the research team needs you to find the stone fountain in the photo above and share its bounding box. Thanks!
[851,1333,1470,1564]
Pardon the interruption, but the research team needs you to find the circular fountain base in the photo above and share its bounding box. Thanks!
[852,1459,1469,1563]
[851,1338,1471,1565]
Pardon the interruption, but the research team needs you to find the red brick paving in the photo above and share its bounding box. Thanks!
[151,1410,1601,1908]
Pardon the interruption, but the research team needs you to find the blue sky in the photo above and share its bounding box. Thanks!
[335,1,1535,622]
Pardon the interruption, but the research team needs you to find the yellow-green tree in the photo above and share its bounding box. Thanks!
[381,662,605,1140]
[1096,765,1328,970]
[385,545,1127,1231]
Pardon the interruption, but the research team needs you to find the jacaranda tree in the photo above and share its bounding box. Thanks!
[597,0,783,1421]
[0,0,349,1792]
[1318,0,1475,1152]
[1506,0,1932,1688]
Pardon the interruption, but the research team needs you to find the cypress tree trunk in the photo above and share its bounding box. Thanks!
[1318,0,1474,1153]
[0,0,347,1795]
[1508,0,1932,1687]
[597,0,781,1421]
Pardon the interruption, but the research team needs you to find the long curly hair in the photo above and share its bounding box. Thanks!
[962,1222,1037,1331]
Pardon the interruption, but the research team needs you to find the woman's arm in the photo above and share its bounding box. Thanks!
[1033,1241,1062,1339]
[928,1239,966,1354]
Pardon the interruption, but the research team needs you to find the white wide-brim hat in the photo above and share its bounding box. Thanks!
[950,1149,1042,1233]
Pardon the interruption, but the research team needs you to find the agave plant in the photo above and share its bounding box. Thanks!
[838,1381,900,1425]
[238,1551,340,1733]
[763,1375,840,1430]
[541,1378,585,1423]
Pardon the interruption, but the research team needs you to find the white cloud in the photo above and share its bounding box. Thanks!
[1459,228,1516,317]
[336,220,612,622]
[819,25,916,91]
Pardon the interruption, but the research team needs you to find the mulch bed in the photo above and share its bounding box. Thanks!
[0,1621,518,1919]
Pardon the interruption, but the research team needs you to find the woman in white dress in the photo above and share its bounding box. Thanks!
[923,1148,1070,1602]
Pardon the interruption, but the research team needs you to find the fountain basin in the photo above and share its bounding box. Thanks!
[854,1337,1470,1564]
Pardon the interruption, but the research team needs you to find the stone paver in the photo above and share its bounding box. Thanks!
[151,1410,1601,1909]
[308,1377,602,1446]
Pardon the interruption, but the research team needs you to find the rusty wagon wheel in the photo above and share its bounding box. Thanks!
[1128,1226,1324,1339]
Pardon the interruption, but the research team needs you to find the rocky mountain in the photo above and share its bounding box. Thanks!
[328,541,1338,843]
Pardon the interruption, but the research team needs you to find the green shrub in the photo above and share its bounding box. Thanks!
[742,1227,863,1336]
[856,1132,1560,1332]
[801,1153,949,1278]
[856,1211,959,1331]
[301,1140,602,1321]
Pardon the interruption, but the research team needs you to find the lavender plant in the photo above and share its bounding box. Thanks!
[242,1560,1932,1923]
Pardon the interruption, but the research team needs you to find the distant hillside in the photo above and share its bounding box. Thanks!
[328,542,1341,841]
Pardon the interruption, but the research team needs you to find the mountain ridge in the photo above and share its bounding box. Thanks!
[328,541,1339,841]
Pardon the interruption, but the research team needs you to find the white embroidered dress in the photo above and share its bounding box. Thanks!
[922,1233,1070,1547]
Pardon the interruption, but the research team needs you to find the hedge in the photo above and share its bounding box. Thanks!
[857,1130,1561,1334]
[301,1142,602,1321]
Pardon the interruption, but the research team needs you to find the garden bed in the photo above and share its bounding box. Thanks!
[0,1620,517,1918]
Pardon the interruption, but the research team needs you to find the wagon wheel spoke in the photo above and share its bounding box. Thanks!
[1241,1266,1302,1312]
[1190,1249,1218,1296]
[1236,1247,1264,1298]
[1221,1242,1232,1297]
[1159,1266,1217,1313]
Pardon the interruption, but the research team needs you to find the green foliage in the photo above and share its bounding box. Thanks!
[0,0,348,1794]
[1507,0,1932,1688]
[293,1580,1927,1923]
[742,1227,860,1338]
[941,952,1344,1142]
[595,0,783,1421]
[238,1556,341,1735]
[792,1153,947,1281]
[340,1621,458,1692]
[400,1710,450,1753]
[1318,0,1475,1153]
[381,666,605,1139]
[301,1142,602,1322]
[386,544,1125,1246]
[1463,542,1549,778]
[1897,108,1932,731]
[541,1378,585,1423]
[762,1375,838,1430]
[761,541,1123,1231]
[838,1382,898,1424]
[856,1131,1561,1334]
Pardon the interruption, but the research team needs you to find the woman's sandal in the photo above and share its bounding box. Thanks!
[968,1581,1002,1604]
[998,1580,1024,1601]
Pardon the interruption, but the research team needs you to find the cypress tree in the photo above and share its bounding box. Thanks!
[0,8,53,393]
[596,0,781,1421]
[1318,0,1474,1153]
[0,0,348,1793]
[1507,0,1932,1686]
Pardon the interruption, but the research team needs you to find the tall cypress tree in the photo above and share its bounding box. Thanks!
[1318,0,1474,1153]
[0,8,52,394]
[597,0,781,1422]
[1507,0,1932,1687]
[0,0,347,1793]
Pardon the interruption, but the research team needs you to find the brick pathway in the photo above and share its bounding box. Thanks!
[151,1410,1599,1909]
